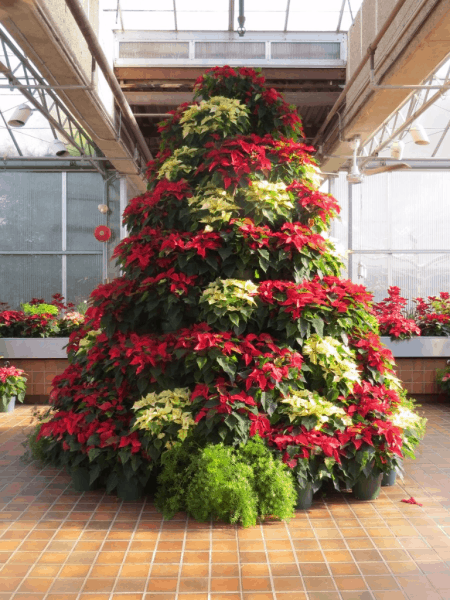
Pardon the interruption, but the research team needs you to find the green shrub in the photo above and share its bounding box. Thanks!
[186,443,258,527]
[237,435,296,521]
[22,303,59,316]
[22,415,53,464]
[155,435,296,527]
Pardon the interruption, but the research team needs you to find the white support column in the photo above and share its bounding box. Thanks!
[119,175,128,240]
[61,172,67,302]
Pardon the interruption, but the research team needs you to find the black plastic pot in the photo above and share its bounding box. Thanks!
[352,472,383,501]
[117,478,143,502]
[295,482,313,510]
[71,467,97,492]
[381,470,396,487]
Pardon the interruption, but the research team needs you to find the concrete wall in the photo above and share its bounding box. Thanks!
[41,0,99,86]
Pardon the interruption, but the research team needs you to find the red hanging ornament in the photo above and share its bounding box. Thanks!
[94,225,111,242]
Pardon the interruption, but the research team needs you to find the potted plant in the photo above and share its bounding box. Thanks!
[0,361,27,412]
[436,367,450,397]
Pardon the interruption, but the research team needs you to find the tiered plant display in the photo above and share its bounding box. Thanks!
[35,68,425,522]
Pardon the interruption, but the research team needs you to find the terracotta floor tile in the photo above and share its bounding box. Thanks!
[293,539,320,550]
[65,551,98,564]
[303,576,337,591]
[239,541,266,552]
[178,578,209,592]
[153,551,182,563]
[272,576,304,591]
[112,595,144,600]
[94,551,125,563]
[181,563,209,577]
[267,551,296,563]
[0,564,31,576]
[146,578,179,592]
[372,592,409,600]
[238,552,267,563]
[210,577,241,592]
[212,541,238,551]
[351,549,383,562]
[334,576,368,591]
[119,563,150,578]
[9,594,46,600]
[241,577,272,591]
[276,594,307,600]
[339,593,373,600]
[89,564,121,577]
[10,551,43,564]
[114,578,147,592]
[82,578,116,593]
[324,550,353,562]
[211,563,240,577]
[364,575,400,590]
[329,562,360,576]
[124,551,154,563]
[210,594,241,600]
[177,595,208,600]
[150,564,180,577]
[17,577,55,593]
[296,550,324,562]
[0,576,22,592]
[299,563,330,576]
[320,539,347,550]
[50,578,86,593]
[242,594,275,600]
[184,541,210,551]
[59,564,91,578]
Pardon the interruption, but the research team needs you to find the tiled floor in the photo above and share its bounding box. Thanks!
[2,404,450,600]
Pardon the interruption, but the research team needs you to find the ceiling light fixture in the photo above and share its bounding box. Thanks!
[390,140,405,160]
[7,104,33,127]
[346,135,411,184]
[48,139,70,157]
[409,123,430,145]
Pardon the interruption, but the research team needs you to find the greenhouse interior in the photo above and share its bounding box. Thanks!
[1,1,450,599]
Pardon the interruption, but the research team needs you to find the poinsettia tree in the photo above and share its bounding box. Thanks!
[35,67,425,498]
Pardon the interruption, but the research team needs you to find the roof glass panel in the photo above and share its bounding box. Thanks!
[177,12,229,31]
[120,11,175,30]
[102,0,365,32]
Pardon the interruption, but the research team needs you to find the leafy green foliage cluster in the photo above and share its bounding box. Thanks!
[155,435,296,527]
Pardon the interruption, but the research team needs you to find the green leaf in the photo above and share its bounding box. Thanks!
[216,356,236,381]
[311,316,324,337]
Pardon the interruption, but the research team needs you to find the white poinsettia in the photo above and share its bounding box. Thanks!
[391,405,426,432]
[133,388,196,443]
[281,390,352,428]
[302,163,323,190]
[188,187,240,228]
[158,147,200,181]
[201,279,259,311]
[242,180,294,223]
[179,96,249,137]
[303,335,361,392]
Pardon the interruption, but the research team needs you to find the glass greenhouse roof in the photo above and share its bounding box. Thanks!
[101,0,364,33]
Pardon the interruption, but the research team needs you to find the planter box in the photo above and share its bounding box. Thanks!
[0,338,69,359]
[380,336,450,358]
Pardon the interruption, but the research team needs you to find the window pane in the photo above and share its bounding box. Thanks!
[66,255,102,307]
[0,172,62,251]
[66,173,104,251]
[0,255,62,309]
